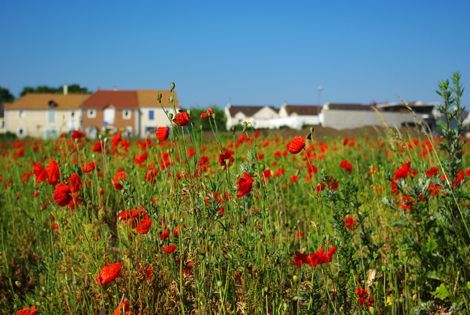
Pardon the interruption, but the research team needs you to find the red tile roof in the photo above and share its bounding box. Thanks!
[82,90,138,110]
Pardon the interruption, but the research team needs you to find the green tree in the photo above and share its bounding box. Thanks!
[20,84,91,96]
[0,86,15,104]
[189,106,227,131]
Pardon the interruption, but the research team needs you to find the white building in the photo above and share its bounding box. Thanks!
[322,102,436,130]
[137,90,180,138]
[225,104,279,130]
[277,104,322,129]
[4,91,89,138]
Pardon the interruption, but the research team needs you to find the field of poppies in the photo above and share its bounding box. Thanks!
[1,77,470,314]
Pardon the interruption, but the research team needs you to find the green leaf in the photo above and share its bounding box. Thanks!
[432,283,450,301]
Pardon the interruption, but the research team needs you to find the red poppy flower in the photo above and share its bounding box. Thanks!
[71,130,86,141]
[53,183,72,207]
[112,133,122,147]
[339,160,353,173]
[393,162,414,181]
[33,162,47,183]
[292,251,308,268]
[343,215,356,230]
[200,107,214,118]
[287,136,305,154]
[425,166,439,178]
[114,299,130,315]
[96,262,122,286]
[218,149,234,168]
[237,172,254,198]
[355,286,374,308]
[112,171,127,190]
[16,306,37,315]
[135,218,152,234]
[82,161,96,174]
[134,152,147,166]
[93,141,103,152]
[162,244,177,254]
[46,159,60,185]
[173,111,190,126]
[145,168,159,183]
[67,173,81,193]
[156,127,170,142]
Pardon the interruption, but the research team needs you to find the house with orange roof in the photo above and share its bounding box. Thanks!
[4,89,89,138]
[137,89,180,137]
[82,90,139,138]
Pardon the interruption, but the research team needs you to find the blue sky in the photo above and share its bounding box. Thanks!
[1,0,470,107]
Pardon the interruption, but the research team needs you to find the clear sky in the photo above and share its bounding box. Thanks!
[1,0,470,108]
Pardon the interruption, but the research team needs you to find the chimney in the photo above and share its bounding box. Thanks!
[63,85,68,95]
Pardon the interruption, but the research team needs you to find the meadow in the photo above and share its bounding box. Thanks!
[1,76,469,314]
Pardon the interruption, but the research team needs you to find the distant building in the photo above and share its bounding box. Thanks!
[4,91,88,138]
[82,90,139,138]
[322,102,435,130]
[277,104,322,129]
[225,104,278,130]
[137,89,179,138]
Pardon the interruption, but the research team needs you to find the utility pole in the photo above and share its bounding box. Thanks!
[317,85,324,105]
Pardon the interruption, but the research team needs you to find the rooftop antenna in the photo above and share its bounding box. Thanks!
[317,85,324,105]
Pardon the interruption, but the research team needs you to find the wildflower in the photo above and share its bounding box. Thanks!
[112,170,127,190]
[71,130,86,141]
[82,161,96,174]
[452,169,465,187]
[237,172,254,198]
[33,162,47,183]
[218,149,234,168]
[162,244,177,254]
[200,107,214,118]
[343,215,356,231]
[355,285,374,308]
[287,136,305,154]
[156,126,170,142]
[173,111,190,126]
[145,168,159,183]
[93,141,103,152]
[393,161,416,181]
[292,251,308,268]
[114,299,131,315]
[134,152,147,166]
[340,160,353,173]
[96,262,122,286]
[53,183,72,207]
[112,133,122,147]
[425,166,439,178]
[67,173,82,193]
[135,218,152,234]
[45,159,60,185]
[16,306,37,315]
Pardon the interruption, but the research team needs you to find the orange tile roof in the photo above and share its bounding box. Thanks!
[137,89,180,108]
[5,94,90,110]
[82,90,138,110]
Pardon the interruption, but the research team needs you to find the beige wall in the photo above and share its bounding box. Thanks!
[139,107,178,138]
[322,110,429,130]
[5,109,81,138]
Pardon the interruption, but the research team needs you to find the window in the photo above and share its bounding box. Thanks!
[88,109,96,118]
[71,112,75,117]
[48,110,56,123]
[123,110,132,120]
[18,110,24,118]
[18,128,24,136]
[148,110,155,120]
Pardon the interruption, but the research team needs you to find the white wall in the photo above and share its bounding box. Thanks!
[140,107,178,138]
[5,109,81,138]
[322,110,428,130]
